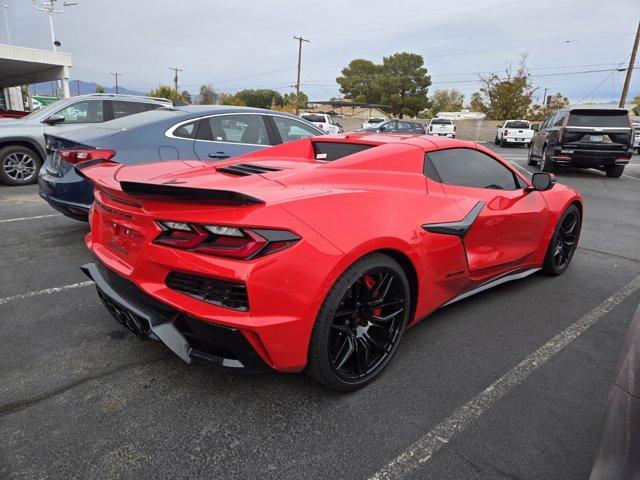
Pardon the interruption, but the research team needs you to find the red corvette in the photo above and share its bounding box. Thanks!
[78,133,582,390]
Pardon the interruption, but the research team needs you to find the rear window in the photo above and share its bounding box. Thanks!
[505,121,530,129]
[367,118,385,123]
[431,119,452,124]
[313,142,373,161]
[568,111,630,128]
[301,114,326,123]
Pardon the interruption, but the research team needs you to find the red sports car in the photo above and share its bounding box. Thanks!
[78,133,582,390]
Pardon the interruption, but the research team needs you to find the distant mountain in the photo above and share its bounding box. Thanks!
[31,79,146,97]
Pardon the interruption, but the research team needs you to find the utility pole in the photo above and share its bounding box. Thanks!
[543,88,548,106]
[110,72,122,94]
[293,35,309,115]
[170,67,183,93]
[619,19,640,108]
[2,4,11,45]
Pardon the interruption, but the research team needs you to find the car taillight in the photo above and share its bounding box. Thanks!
[59,148,116,165]
[504,129,509,137]
[154,221,300,260]
[558,115,569,142]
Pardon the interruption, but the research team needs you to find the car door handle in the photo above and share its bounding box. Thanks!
[209,152,229,159]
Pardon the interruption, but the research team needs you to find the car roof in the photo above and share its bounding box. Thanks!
[324,132,476,152]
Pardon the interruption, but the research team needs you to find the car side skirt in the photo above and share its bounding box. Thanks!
[442,267,541,307]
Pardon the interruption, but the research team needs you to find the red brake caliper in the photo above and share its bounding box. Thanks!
[364,275,382,317]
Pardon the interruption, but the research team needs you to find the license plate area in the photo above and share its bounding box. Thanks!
[590,135,604,142]
[96,203,145,266]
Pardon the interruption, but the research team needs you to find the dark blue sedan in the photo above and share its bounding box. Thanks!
[38,105,325,220]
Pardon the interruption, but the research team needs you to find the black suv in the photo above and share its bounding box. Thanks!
[528,108,634,178]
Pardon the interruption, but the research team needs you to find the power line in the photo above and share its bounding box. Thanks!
[574,56,630,105]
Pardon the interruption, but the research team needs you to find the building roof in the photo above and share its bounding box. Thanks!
[0,44,72,88]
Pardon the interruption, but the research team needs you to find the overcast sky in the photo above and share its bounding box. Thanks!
[4,0,639,104]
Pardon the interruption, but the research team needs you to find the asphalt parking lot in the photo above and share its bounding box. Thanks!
[1,146,639,480]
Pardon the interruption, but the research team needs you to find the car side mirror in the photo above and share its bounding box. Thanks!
[529,172,556,191]
[44,114,65,125]
[531,123,540,132]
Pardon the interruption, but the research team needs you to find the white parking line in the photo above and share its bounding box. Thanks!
[0,214,61,224]
[0,281,94,305]
[622,174,640,181]
[368,273,640,480]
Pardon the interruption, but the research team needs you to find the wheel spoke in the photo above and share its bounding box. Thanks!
[369,273,393,306]
[364,332,390,353]
[333,336,356,370]
[370,308,404,325]
[355,337,370,376]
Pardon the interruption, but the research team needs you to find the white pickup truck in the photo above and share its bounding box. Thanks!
[495,120,534,147]
[361,117,387,130]
[299,113,341,134]
[427,118,456,137]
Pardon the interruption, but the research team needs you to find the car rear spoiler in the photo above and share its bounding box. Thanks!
[119,181,265,206]
[75,163,265,206]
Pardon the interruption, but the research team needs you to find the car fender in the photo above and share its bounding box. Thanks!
[535,185,584,263]
[0,135,46,160]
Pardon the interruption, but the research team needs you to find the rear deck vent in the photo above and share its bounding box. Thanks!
[216,163,282,176]
[166,271,249,311]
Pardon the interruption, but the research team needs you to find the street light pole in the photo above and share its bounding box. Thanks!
[2,4,11,45]
[32,0,77,51]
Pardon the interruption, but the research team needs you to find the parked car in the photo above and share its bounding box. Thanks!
[361,117,386,129]
[632,117,640,154]
[495,120,534,147]
[299,113,341,134]
[528,108,634,178]
[39,106,325,220]
[427,118,456,137]
[0,107,29,119]
[78,133,582,391]
[360,119,424,134]
[0,93,172,186]
[590,302,640,479]
[409,121,426,134]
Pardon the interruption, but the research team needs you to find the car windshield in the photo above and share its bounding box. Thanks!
[505,121,530,128]
[22,100,65,119]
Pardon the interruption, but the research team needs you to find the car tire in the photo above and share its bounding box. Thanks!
[542,204,581,276]
[306,253,411,391]
[605,165,625,178]
[527,145,538,166]
[494,135,500,145]
[540,146,556,173]
[0,145,42,186]
[500,137,506,147]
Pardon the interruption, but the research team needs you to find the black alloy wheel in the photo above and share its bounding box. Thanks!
[307,254,410,391]
[543,204,581,275]
[527,144,537,166]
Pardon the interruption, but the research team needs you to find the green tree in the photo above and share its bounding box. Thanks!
[629,95,640,115]
[180,90,192,104]
[95,85,105,93]
[336,59,383,104]
[223,89,284,109]
[427,89,465,117]
[377,52,431,118]
[528,92,569,121]
[198,84,218,105]
[469,92,484,113]
[148,84,190,104]
[469,55,534,120]
[283,91,308,110]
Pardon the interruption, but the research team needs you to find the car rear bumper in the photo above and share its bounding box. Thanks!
[552,146,632,167]
[81,261,272,373]
[38,164,93,219]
